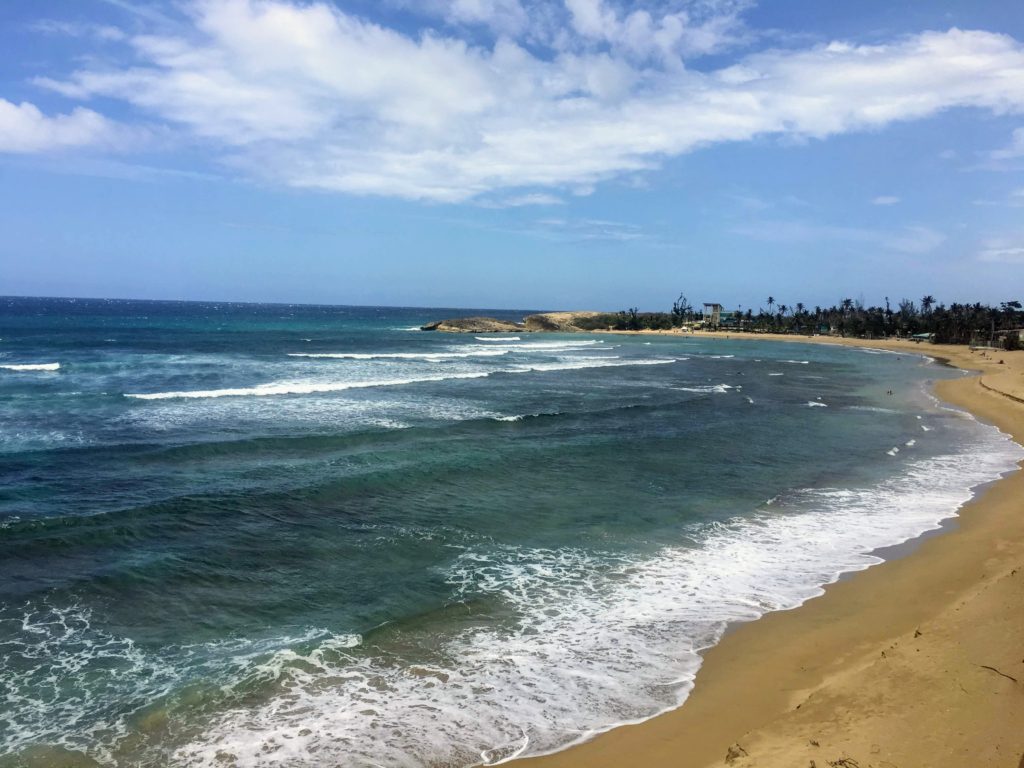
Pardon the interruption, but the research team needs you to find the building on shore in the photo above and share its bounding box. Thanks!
[702,303,723,328]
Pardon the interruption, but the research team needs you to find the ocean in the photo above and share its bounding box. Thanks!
[1,296,1020,767]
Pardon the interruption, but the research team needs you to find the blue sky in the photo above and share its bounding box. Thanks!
[1,0,1022,311]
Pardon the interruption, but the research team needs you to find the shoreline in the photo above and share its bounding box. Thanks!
[519,336,1024,768]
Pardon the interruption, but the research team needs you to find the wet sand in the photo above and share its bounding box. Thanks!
[520,337,1024,768]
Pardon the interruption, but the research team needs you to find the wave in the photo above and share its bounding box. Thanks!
[125,372,492,400]
[166,429,1022,768]
[488,340,604,350]
[475,336,521,342]
[807,401,828,407]
[860,347,901,356]
[0,362,60,371]
[509,358,678,374]
[672,384,733,394]
[0,601,358,764]
[126,358,681,400]
[288,350,510,360]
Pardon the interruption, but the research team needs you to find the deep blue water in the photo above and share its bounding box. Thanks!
[0,297,1020,767]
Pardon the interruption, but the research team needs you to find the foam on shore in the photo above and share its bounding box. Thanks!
[162,425,1022,767]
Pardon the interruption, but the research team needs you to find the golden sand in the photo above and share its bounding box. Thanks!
[520,337,1024,768]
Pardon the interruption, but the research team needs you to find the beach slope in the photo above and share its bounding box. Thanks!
[520,341,1024,768]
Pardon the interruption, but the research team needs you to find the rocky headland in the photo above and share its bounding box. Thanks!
[420,311,606,333]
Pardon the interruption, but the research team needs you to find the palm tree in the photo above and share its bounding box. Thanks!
[767,296,775,314]
[921,295,935,315]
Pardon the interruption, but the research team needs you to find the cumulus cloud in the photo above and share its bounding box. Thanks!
[564,0,749,61]
[0,99,121,153]
[400,0,749,58]
[400,0,531,36]
[872,195,900,205]
[24,1,1024,201]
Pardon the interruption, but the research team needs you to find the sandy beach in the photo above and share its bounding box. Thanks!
[521,335,1024,768]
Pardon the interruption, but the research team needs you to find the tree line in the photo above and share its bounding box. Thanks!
[591,294,1023,349]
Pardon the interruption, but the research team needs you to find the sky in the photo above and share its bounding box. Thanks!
[0,0,1023,312]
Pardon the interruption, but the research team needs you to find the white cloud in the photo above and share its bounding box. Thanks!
[973,187,1024,207]
[25,1,1024,201]
[0,99,121,154]
[531,216,646,242]
[31,19,127,41]
[871,195,900,205]
[885,225,945,254]
[988,126,1024,159]
[563,0,749,61]
[486,192,565,207]
[736,219,945,254]
[978,238,1024,264]
[406,0,530,36]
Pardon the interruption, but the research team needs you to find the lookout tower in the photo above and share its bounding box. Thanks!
[702,303,723,328]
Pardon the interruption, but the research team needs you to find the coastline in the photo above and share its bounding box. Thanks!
[519,336,1024,768]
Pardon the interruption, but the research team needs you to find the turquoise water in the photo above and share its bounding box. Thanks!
[1,297,1020,767]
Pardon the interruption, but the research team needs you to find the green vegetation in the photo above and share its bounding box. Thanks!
[688,295,1023,349]
[576,294,1021,349]
[573,309,674,331]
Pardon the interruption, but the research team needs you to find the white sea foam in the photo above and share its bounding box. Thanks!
[0,602,352,764]
[673,384,732,394]
[126,358,679,400]
[807,401,828,407]
[125,372,492,400]
[169,427,1023,768]
[0,362,60,371]
[509,358,677,374]
[288,349,510,360]
[781,360,810,364]
[922,425,933,431]
[475,336,521,342]
[495,340,603,350]
[887,447,900,455]
[768,372,784,376]
[906,439,916,447]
